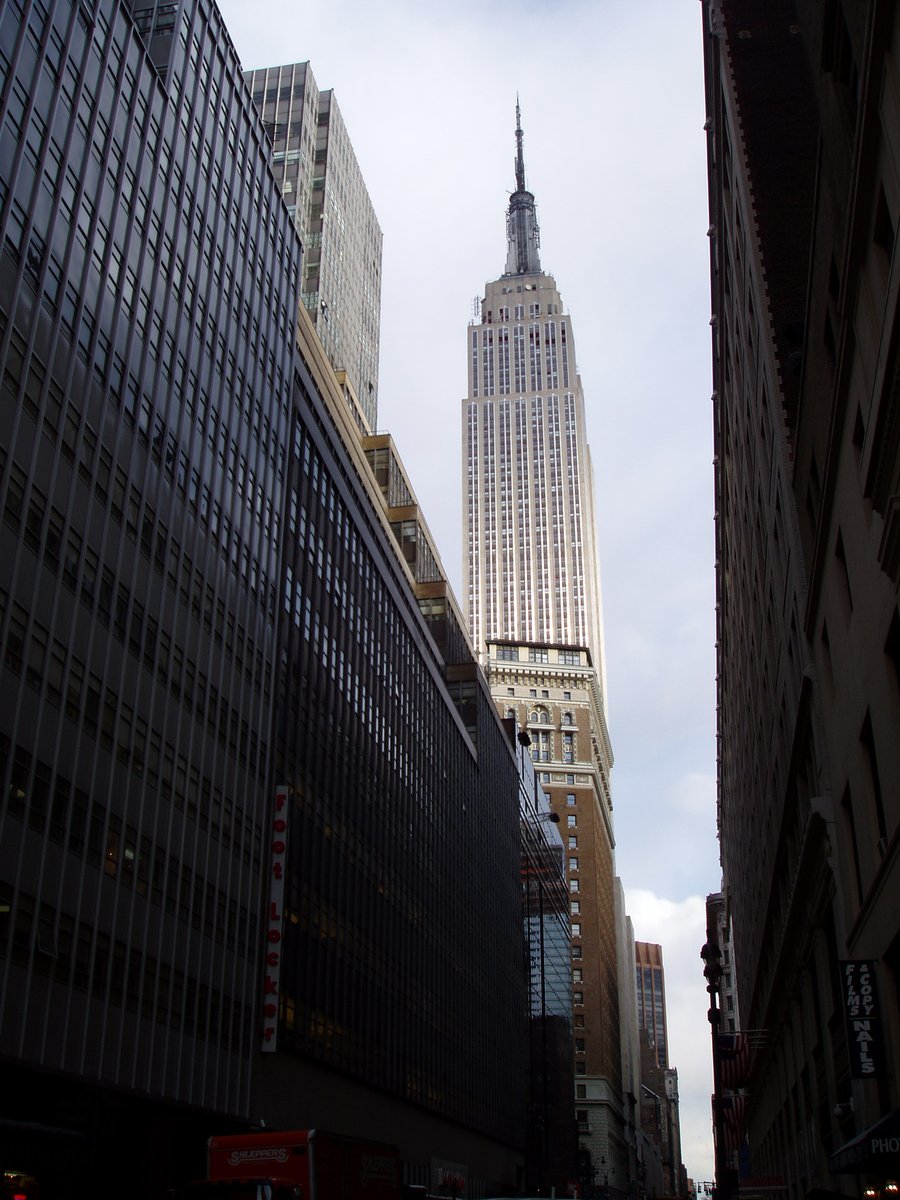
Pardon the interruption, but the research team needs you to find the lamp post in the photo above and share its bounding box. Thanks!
[700,941,730,1200]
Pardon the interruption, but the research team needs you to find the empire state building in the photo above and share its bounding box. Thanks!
[463,106,606,691]
[462,109,629,1189]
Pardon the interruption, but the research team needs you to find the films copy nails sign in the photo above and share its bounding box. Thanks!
[261,785,289,1052]
[840,960,884,1079]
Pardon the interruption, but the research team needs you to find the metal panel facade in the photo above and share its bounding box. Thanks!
[0,0,299,1121]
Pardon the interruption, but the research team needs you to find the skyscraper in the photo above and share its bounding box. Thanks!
[464,113,605,668]
[463,107,626,1194]
[245,61,382,432]
[0,0,302,1185]
[635,943,685,1199]
[635,942,668,1072]
[702,0,899,1191]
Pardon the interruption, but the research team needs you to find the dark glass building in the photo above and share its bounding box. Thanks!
[257,314,529,1190]
[1,0,297,1190]
[0,1,529,1195]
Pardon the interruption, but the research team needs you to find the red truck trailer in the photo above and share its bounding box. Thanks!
[174,1128,406,1200]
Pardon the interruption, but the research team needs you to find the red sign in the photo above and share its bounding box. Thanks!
[261,785,289,1051]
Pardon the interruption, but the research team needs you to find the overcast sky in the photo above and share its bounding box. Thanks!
[217,0,720,1183]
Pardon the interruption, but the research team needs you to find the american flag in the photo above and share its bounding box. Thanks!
[719,1031,751,1089]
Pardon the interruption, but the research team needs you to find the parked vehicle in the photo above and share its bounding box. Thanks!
[172,1128,406,1200]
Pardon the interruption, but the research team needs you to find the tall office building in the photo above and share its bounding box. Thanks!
[702,0,900,1191]
[464,110,605,670]
[463,108,627,1194]
[635,943,685,1199]
[0,1,300,1188]
[245,61,382,432]
[635,942,668,1071]
[0,2,532,1193]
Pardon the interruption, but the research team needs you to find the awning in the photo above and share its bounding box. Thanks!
[828,1106,900,1174]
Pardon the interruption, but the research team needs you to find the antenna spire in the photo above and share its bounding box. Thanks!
[515,95,526,192]
[504,98,541,276]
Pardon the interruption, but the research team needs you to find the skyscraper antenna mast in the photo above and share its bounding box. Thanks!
[515,95,526,192]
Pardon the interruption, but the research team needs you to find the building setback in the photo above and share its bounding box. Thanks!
[702,0,900,1192]
[0,1,530,1193]
[463,108,628,1195]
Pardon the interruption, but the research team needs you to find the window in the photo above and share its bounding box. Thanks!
[529,647,549,663]
[575,1062,586,1076]
[568,836,577,849]
[567,814,576,828]
[569,858,579,872]
[573,968,582,983]
[566,774,575,785]
[575,1040,585,1054]
[569,879,579,893]
[530,731,550,761]
[496,644,518,661]
[566,793,576,806]
[576,1085,586,1099]
[562,711,574,725]
[572,922,581,937]
[563,691,571,700]
[570,901,580,915]
[573,991,583,1005]
[573,945,582,959]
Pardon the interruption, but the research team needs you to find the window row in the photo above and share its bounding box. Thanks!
[527,707,576,726]
[0,433,274,703]
[1,481,271,780]
[23,331,279,617]
[2,882,254,1051]
[0,613,263,867]
[0,732,259,944]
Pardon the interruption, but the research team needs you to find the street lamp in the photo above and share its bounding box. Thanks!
[700,941,731,1200]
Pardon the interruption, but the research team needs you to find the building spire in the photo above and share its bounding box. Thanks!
[514,95,526,192]
[505,99,542,276]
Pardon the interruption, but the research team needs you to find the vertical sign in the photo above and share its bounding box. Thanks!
[840,960,883,1079]
[261,785,289,1052]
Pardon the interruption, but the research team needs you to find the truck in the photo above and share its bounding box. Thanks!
[172,1129,411,1200]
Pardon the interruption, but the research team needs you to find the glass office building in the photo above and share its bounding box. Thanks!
[0,0,299,1188]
